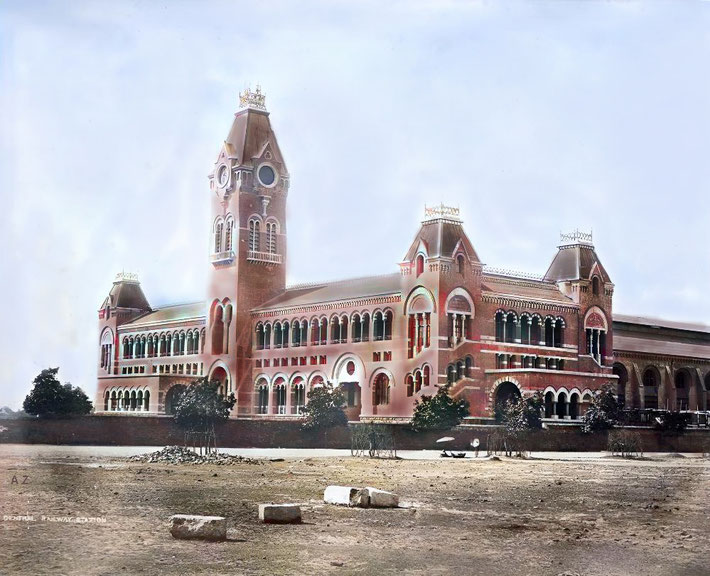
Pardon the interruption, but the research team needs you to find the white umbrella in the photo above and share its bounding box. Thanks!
[436,436,455,443]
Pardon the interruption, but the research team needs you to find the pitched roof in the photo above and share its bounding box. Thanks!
[403,218,480,262]
[481,274,576,306]
[254,274,402,312]
[122,302,205,329]
[613,314,710,335]
[543,243,611,283]
[101,279,150,311]
[224,108,287,171]
[613,335,710,360]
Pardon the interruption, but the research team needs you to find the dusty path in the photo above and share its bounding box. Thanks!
[1,446,708,575]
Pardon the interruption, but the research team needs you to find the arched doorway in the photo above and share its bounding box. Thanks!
[569,392,580,420]
[674,371,690,411]
[210,366,229,396]
[612,363,628,408]
[544,391,555,418]
[493,381,521,420]
[556,391,568,419]
[642,366,660,410]
[164,385,186,415]
[333,356,365,421]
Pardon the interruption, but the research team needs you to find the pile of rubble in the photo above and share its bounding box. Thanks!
[128,445,260,465]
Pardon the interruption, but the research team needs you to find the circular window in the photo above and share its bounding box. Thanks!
[218,165,228,186]
[257,164,276,187]
[346,361,356,376]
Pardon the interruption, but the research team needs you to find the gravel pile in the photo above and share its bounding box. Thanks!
[128,445,260,465]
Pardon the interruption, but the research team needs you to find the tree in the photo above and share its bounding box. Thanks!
[173,378,235,454]
[410,384,470,432]
[23,368,92,418]
[582,384,621,433]
[499,392,543,456]
[301,383,348,431]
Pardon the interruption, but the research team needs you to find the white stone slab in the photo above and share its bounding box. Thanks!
[258,504,302,524]
[363,487,399,508]
[170,514,226,541]
[324,485,363,507]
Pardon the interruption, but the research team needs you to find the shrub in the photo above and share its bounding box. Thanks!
[350,424,397,458]
[608,429,643,458]
[582,384,621,433]
[23,368,92,418]
[499,392,543,456]
[173,378,235,454]
[301,383,348,431]
[410,384,469,432]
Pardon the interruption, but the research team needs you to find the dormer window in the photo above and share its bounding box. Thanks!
[592,276,600,296]
[416,255,424,277]
[457,254,465,274]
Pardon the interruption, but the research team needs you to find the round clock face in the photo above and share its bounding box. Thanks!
[218,165,228,186]
[258,164,276,187]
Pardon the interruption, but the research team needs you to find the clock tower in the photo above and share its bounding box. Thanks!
[205,86,289,414]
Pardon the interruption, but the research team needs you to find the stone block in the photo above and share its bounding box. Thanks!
[324,485,363,507]
[169,514,226,541]
[363,487,399,508]
[258,504,302,524]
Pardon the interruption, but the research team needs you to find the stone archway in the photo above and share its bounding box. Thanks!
[164,384,186,415]
[493,381,522,420]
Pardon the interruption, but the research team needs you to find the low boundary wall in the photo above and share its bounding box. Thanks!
[1,416,709,452]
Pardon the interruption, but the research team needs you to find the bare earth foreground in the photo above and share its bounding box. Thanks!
[1,446,708,576]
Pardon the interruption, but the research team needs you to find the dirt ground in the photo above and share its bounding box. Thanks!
[1,447,708,576]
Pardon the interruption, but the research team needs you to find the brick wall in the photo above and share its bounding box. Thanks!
[1,416,709,452]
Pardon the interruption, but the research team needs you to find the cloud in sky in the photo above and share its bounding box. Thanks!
[1,1,708,408]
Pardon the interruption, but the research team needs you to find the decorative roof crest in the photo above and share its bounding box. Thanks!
[239,85,267,111]
[424,203,460,222]
[560,229,593,246]
[115,271,140,283]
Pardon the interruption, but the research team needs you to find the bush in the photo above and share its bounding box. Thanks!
[301,384,348,431]
[350,424,397,458]
[23,368,92,418]
[499,393,543,456]
[173,378,235,454]
[410,384,469,432]
[608,429,643,458]
[582,384,621,433]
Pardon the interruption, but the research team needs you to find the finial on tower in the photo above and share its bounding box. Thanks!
[114,271,140,283]
[239,84,267,111]
[424,203,461,222]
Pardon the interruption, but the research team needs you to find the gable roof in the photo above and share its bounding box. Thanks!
[253,274,402,313]
[101,279,150,311]
[481,274,576,306]
[121,302,205,329]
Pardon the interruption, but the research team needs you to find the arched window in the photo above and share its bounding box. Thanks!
[505,312,516,344]
[457,254,465,274]
[273,377,287,414]
[373,373,390,406]
[282,321,289,348]
[300,319,308,345]
[249,219,260,252]
[225,218,233,251]
[351,314,362,342]
[423,365,430,387]
[406,374,414,397]
[211,304,224,355]
[416,254,424,277]
[554,318,564,347]
[361,312,370,342]
[104,391,109,411]
[291,320,301,347]
[414,370,422,393]
[274,322,282,348]
[340,315,349,343]
[465,356,474,377]
[456,360,464,381]
[544,317,554,347]
[384,310,393,340]
[373,311,384,341]
[642,367,659,409]
[310,318,319,345]
[256,378,269,414]
[319,318,328,345]
[495,311,505,342]
[447,364,456,385]
[675,371,689,411]
[266,221,278,254]
[291,377,306,414]
[263,323,271,349]
[214,219,223,253]
[592,276,600,296]
[330,316,340,343]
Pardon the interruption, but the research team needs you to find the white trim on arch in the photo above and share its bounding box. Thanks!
[403,285,437,315]
[583,306,609,331]
[369,367,395,389]
[445,287,475,316]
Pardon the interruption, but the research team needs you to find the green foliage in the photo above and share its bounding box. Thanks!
[301,384,348,431]
[23,368,92,418]
[499,392,543,456]
[653,411,690,434]
[608,429,643,458]
[582,384,621,433]
[173,378,236,433]
[410,384,470,432]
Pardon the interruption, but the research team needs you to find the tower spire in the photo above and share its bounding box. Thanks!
[238,85,267,111]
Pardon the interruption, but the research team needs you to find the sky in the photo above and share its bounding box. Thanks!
[1,1,709,409]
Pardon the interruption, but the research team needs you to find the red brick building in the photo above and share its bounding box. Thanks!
[95,88,710,422]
